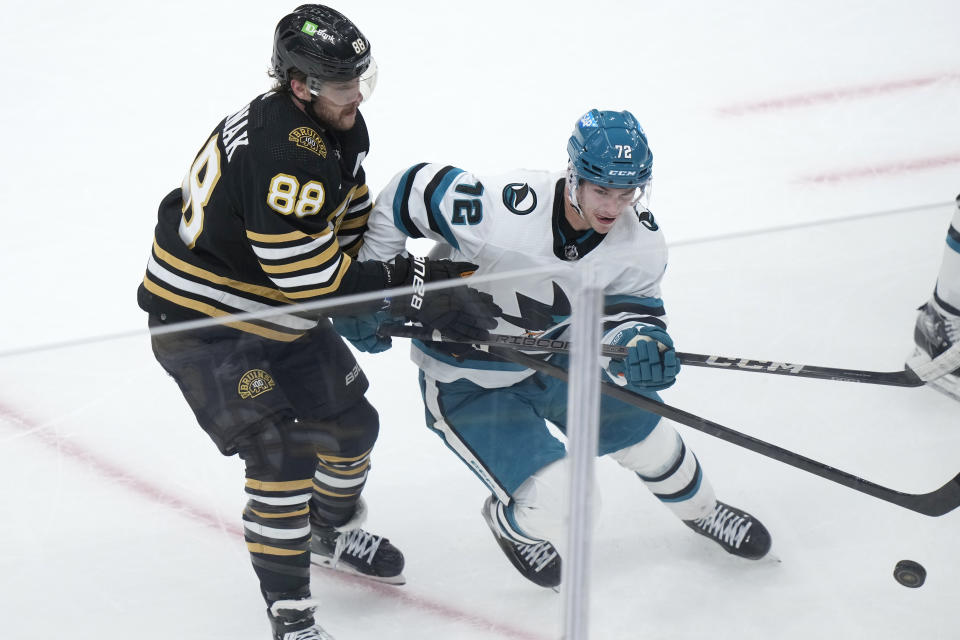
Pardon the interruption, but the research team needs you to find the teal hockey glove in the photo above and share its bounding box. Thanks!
[332,312,393,353]
[606,325,680,391]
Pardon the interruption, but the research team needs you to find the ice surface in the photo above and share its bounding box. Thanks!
[0,1,958,638]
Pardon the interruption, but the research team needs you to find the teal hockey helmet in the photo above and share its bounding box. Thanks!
[566,110,652,188]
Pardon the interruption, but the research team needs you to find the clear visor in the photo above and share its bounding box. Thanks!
[306,56,379,106]
[572,172,653,215]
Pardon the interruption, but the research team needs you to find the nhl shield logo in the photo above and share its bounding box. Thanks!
[502,183,538,215]
[238,369,276,399]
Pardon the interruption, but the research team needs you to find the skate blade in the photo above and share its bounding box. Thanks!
[310,552,406,585]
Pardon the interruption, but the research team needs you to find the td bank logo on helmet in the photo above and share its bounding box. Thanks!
[301,20,337,45]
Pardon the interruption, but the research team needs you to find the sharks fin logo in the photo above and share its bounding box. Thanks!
[502,182,538,215]
[499,282,571,331]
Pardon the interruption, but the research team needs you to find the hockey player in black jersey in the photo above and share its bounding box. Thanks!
[136,6,498,640]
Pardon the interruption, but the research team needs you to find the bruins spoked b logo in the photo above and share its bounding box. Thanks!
[288,127,327,158]
[238,369,276,399]
[502,183,538,215]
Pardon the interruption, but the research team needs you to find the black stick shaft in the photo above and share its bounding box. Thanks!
[378,325,923,387]
[376,325,957,516]
[490,347,960,517]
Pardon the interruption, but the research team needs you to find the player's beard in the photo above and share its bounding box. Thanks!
[312,98,359,131]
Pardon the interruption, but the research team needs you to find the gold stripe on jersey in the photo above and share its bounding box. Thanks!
[152,239,290,303]
[245,227,333,244]
[245,478,315,492]
[281,253,352,299]
[327,187,357,225]
[142,275,301,342]
[257,237,342,275]
[338,212,371,231]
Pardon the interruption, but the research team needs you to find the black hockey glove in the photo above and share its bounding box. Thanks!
[384,255,501,342]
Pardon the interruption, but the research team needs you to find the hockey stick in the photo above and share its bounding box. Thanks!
[493,348,960,517]
[377,325,925,387]
[377,325,960,516]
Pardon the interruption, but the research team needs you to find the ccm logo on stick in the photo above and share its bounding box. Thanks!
[705,356,805,374]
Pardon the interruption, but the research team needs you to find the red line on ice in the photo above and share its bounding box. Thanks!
[799,153,960,184]
[717,72,960,116]
[0,400,551,640]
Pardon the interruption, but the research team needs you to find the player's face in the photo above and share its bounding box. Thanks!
[576,182,640,232]
[310,80,363,130]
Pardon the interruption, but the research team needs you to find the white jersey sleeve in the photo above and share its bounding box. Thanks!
[359,162,492,262]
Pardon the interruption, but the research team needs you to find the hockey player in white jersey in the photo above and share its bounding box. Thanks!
[341,109,772,587]
[907,194,960,401]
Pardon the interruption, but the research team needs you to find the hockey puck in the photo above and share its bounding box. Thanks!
[893,560,926,588]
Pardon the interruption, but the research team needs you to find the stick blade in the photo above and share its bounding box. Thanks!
[898,472,960,517]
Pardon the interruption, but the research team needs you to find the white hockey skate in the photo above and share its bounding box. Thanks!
[907,299,960,402]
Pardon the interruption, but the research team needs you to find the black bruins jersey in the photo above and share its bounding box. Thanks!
[138,91,381,342]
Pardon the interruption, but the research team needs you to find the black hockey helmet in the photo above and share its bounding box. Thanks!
[272,5,375,90]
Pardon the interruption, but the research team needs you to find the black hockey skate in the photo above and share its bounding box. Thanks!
[481,495,562,589]
[908,299,960,401]
[684,501,771,560]
[310,523,405,585]
[268,598,335,640]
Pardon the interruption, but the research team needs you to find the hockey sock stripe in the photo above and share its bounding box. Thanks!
[934,291,960,317]
[245,478,314,492]
[243,521,312,540]
[315,448,373,464]
[245,491,313,506]
[947,225,960,253]
[313,470,369,489]
[639,446,703,501]
[250,506,309,519]
[243,482,312,561]
[246,543,308,556]
[637,441,686,483]
[654,462,703,503]
[315,457,370,474]
[311,453,371,527]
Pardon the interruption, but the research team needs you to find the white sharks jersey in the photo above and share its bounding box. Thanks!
[360,163,669,387]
